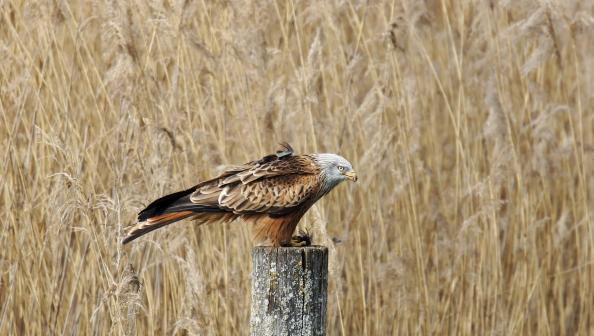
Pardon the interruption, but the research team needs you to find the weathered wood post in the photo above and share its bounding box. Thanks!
[250,246,328,336]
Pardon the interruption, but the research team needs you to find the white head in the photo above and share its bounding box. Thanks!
[313,153,357,190]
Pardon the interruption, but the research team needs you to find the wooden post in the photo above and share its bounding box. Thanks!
[250,246,328,336]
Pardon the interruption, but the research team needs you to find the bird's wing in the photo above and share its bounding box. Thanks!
[190,150,321,215]
[218,174,321,214]
[217,143,313,185]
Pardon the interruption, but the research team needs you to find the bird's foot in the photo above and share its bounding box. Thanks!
[282,235,311,247]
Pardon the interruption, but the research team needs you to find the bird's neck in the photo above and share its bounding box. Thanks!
[317,172,343,198]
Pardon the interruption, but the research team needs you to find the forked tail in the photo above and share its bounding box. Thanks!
[122,186,220,244]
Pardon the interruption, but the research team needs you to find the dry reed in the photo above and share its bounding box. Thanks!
[1,0,592,335]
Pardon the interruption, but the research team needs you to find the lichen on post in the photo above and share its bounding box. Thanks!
[250,246,328,336]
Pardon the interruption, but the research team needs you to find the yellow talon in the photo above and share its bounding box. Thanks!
[282,235,311,247]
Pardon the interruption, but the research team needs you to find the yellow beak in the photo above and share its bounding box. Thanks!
[344,170,358,182]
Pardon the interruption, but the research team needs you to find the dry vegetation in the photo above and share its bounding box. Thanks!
[0,0,592,335]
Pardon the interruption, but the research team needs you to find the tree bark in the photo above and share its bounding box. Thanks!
[250,246,328,336]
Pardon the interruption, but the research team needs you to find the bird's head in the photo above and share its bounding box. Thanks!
[313,153,357,186]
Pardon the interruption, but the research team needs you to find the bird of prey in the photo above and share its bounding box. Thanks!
[122,143,357,246]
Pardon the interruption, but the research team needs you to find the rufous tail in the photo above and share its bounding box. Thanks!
[122,211,195,244]
[122,186,222,244]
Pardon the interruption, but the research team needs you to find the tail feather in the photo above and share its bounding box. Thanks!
[137,186,198,221]
[124,186,224,244]
[123,211,195,244]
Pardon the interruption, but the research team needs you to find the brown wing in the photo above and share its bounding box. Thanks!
[218,174,321,214]
[189,149,321,215]
[218,144,314,185]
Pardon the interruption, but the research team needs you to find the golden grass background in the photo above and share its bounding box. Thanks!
[1,0,592,334]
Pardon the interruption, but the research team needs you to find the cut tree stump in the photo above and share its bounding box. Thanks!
[250,246,328,336]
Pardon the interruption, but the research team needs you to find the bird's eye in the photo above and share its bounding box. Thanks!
[337,166,345,172]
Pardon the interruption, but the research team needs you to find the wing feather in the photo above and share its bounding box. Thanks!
[186,145,320,216]
[219,174,321,214]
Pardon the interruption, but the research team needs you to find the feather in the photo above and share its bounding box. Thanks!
[275,142,294,158]
[123,211,195,244]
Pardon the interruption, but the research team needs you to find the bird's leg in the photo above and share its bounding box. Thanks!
[281,235,311,247]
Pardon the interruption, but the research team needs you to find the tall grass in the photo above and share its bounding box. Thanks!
[1,0,592,334]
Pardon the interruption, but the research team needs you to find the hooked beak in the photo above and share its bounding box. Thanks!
[344,170,358,182]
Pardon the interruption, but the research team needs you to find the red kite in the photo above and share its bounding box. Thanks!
[123,143,356,246]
